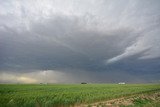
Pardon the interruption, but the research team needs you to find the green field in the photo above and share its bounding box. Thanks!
[0,84,160,107]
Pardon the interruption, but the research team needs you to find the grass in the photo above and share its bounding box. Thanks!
[133,98,151,106]
[0,84,160,107]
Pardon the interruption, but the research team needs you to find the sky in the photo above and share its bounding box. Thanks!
[0,0,160,83]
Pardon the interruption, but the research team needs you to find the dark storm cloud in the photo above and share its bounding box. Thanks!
[0,0,160,83]
[0,16,137,71]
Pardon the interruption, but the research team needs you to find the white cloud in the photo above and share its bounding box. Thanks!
[139,29,160,59]
[106,36,150,64]
[107,26,160,64]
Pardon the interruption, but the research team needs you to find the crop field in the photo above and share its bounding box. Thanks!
[0,84,160,107]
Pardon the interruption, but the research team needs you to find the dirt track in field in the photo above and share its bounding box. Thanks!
[76,91,160,107]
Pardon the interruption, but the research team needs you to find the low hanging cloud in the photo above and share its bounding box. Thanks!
[0,70,94,83]
[0,0,160,83]
[107,25,160,64]
[0,70,65,83]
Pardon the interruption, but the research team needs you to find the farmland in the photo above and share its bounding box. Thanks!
[0,84,160,107]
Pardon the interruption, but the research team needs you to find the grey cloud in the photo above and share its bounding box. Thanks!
[0,16,138,72]
[0,0,160,83]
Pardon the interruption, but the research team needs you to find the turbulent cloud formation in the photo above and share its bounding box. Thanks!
[0,0,160,83]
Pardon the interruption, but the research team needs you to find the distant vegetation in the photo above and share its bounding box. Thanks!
[81,82,87,84]
[0,84,160,107]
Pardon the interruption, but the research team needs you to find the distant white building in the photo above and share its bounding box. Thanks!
[118,82,126,84]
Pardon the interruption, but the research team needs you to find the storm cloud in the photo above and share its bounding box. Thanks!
[0,0,160,83]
